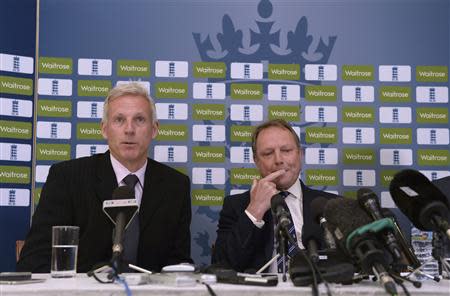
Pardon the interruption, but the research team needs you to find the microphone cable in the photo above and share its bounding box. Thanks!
[284,226,332,296]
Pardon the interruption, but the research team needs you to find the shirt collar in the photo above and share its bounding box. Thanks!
[285,178,302,200]
[110,153,147,188]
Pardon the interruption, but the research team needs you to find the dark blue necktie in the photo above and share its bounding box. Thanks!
[122,174,140,265]
[276,191,298,273]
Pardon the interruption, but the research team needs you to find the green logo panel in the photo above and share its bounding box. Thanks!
[0,120,32,139]
[174,167,188,175]
[192,189,224,206]
[343,149,376,165]
[305,127,338,144]
[78,80,111,97]
[305,85,337,101]
[76,123,103,140]
[379,128,412,144]
[192,147,225,163]
[0,166,30,184]
[268,106,300,121]
[305,169,338,186]
[342,65,374,81]
[268,64,300,80]
[156,125,188,141]
[37,100,72,117]
[380,170,400,187]
[417,150,449,166]
[230,168,260,185]
[230,125,254,142]
[36,144,71,161]
[230,84,263,100]
[155,82,188,99]
[34,187,42,206]
[416,66,448,82]
[342,191,357,199]
[193,62,226,78]
[0,75,33,95]
[39,57,73,74]
[379,86,411,103]
[342,107,374,123]
[416,108,448,124]
[117,60,150,77]
[193,104,225,120]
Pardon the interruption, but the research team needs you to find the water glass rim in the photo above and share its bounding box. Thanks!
[52,225,80,230]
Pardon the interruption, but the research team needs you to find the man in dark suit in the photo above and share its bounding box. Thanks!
[213,119,336,272]
[17,82,192,273]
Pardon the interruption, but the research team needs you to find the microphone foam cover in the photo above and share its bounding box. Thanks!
[324,198,372,240]
[310,196,330,225]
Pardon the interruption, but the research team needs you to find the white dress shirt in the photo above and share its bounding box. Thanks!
[110,154,147,206]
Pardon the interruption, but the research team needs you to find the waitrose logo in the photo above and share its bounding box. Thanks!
[380,128,412,144]
[0,120,32,139]
[192,147,225,163]
[0,166,30,184]
[343,149,375,165]
[417,150,449,166]
[230,125,254,142]
[37,144,71,161]
[192,189,224,206]
[305,169,338,186]
[230,168,260,185]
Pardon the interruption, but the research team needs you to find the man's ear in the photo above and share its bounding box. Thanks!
[151,121,159,139]
[101,121,108,140]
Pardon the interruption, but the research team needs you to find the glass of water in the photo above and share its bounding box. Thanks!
[51,226,79,278]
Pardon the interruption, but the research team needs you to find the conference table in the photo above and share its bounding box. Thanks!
[1,273,449,296]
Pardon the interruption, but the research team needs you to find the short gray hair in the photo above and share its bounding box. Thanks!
[102,82,157,124]
[251,119,300,155]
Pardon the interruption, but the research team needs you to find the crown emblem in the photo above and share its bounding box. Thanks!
[193,0,337,83]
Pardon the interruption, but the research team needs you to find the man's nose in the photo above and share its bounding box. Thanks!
[274,150,283,164]
[124,120,135,133]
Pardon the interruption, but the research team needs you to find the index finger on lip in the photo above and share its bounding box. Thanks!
[263,169,285,182]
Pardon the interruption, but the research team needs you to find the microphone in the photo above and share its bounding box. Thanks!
[389,169,450,239]
[103,186,139,263]
[270,193,292,230]
[310,196,336,249]
[324,198,397,295]
[357,188,402,261]
[301,223,322,263]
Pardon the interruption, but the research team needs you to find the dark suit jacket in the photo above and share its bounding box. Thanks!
[212,181,336,272]
[17,151,192,273]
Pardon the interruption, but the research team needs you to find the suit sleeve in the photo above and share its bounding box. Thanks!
[166,174,193,265]
[212,195,267,271]
[16,163,73,273]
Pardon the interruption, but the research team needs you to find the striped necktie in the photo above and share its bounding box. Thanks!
[276,191,299,273]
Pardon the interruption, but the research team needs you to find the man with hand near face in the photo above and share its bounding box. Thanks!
[17,82,192,273]
[213,119,336,272]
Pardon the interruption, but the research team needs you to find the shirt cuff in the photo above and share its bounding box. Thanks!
[245,210,265,229]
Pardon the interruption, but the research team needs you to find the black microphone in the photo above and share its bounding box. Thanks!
[357,188,402,261]
[324,198,397,295]
[389,169,450,239]
[301,223,322,263]
[310,196,336,249]
[270,193,292,230]
[103,186,139,263]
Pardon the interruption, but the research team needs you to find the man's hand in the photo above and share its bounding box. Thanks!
[246,170,285,221]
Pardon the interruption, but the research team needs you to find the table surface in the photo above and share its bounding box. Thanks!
[1,273,449,296]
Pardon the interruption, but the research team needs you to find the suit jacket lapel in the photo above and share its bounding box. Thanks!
[95,151,118,203]
[139,159,165,231]
[264,210,274,261]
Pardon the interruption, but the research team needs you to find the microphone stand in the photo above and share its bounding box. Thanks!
[275,223,289,282]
